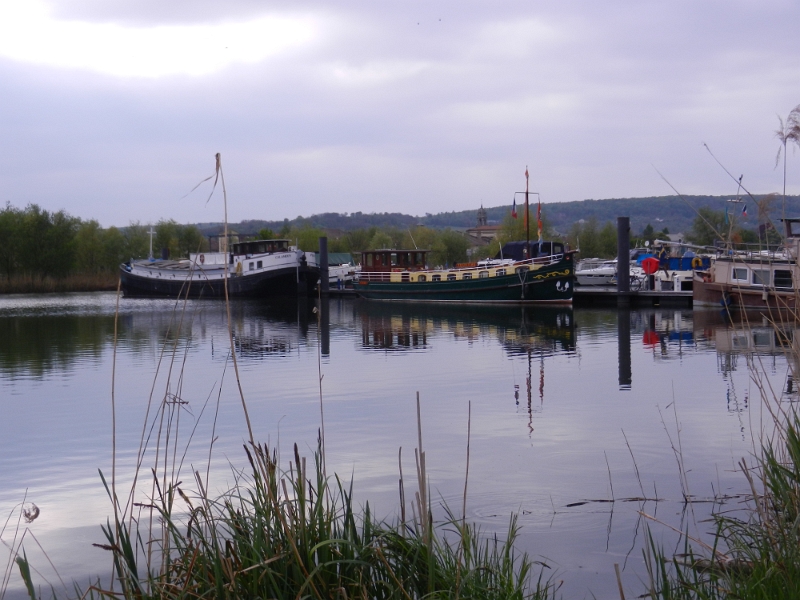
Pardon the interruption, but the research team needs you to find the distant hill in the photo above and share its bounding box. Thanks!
[196,194,800,238]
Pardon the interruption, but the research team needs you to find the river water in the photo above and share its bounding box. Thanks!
[0,293,791,599]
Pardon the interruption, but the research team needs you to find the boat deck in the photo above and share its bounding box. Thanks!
[574,286,693,308]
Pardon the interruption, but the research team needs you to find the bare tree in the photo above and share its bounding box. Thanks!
[774,104,800,217]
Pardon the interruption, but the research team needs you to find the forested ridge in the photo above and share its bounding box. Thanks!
[2,193,798,292]
[200,194,800,238]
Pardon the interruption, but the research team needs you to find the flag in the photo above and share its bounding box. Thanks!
[742,204,748,217]
[537,199,543,243]
[724,205,729,225]
[511,198,517,219]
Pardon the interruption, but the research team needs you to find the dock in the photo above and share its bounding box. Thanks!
[574,286,693,308]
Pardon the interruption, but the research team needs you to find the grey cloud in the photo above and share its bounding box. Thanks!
[1,1,799,226]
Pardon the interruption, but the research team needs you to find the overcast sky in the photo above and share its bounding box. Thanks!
[1,0,799,227]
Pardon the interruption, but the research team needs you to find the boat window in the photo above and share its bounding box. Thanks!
[753,331,772,347]
[496,268,506,276]
[516,266,529,274]
[752,269,769,286]
[416,252,425,266]
[257,261,262,269]
[790,221,800,237]
[775,269,793,288]
[732,267,748,281]
[462,272,472,280]
[417,274,427,282]
[447,273,457,281]
[391,253,398,266]
[432,274,441,282]
[257,243,266,253]
[479,271,489,278]
[366,254,373,267]
[249,262,254,271]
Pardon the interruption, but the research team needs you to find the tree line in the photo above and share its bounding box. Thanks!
[0,200,780,287]
[0,203,207,282]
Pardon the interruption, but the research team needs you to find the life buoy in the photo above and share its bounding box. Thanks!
[199,254,205,264]
[691,257,702,269]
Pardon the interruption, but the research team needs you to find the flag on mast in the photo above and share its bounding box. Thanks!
[742,204,748,217]
[537,199,543,243]
[511,198,517,219]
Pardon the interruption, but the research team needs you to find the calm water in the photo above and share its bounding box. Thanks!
[0,293,791,598]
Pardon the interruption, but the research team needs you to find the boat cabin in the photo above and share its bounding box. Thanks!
[786,218,800,239]
[361,250,430,272]
[232,239,290,257]
[495,241,565,261]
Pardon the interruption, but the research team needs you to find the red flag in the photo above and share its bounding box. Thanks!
[537,199,543,242]
[511,198,517,219]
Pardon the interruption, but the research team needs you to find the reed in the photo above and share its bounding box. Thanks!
[78,439,549,600]
[0,273,118,294]
[643,308,800,599]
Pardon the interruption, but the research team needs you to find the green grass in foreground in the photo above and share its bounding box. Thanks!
[20,441,553,600]
[645,411,800,600]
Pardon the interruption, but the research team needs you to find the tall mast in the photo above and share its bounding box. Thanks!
[525,167,530,258]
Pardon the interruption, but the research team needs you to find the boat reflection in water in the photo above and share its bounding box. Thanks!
[350,301,576,434]
[696,309,800,403]
[352,302,575,355]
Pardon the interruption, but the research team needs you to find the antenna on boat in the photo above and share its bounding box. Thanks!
[147,227,156,260]
[408,228,418,250]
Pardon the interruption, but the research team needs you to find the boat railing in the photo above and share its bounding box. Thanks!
[713,241,786,260]
[359,253,567,282]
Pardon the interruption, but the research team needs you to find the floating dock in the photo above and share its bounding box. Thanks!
[574,286,693,308]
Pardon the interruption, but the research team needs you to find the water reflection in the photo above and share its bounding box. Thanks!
[3,295,800,599]
[353,302,575,355]
[618,310,632,389]
[0,314,114,378]
[697,310,799,405]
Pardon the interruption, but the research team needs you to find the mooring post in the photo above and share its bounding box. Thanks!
[616,217,630,308]
[319,236,330,296]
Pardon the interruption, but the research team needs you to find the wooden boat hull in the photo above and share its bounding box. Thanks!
[693,274,798,310]
[356,257,574,304]
[120,264,319,298]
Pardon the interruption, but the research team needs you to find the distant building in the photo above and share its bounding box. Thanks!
[208,232,240,253]
[465,205,502,245]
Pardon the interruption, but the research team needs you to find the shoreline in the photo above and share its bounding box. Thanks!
[0,274,119,295]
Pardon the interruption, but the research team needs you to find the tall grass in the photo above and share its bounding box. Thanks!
[0,273,118,294]
[81,439,548,600]
[644,309,800,599]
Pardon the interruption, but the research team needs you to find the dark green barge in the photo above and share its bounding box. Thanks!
[355,245,575,304]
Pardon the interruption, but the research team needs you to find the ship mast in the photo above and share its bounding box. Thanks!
[525,167,530,259]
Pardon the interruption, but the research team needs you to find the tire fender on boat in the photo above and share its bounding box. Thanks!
[691,256,702,269]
